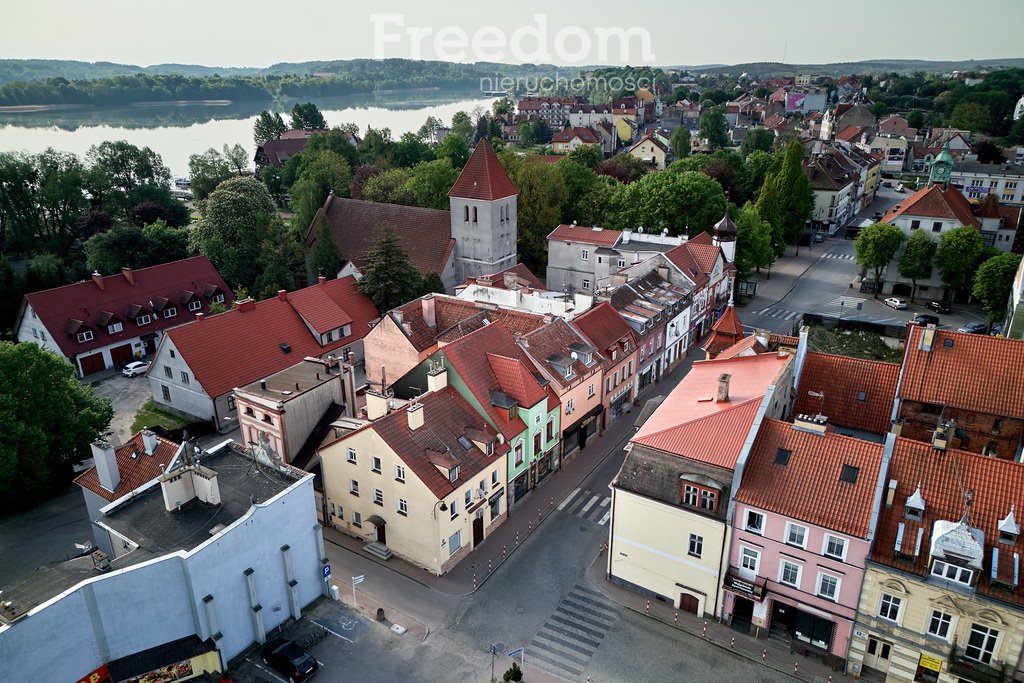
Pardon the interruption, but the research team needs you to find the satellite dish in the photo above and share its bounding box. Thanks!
[570,351,578,360]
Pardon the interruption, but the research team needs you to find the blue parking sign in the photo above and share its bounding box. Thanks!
[323,564,331,579]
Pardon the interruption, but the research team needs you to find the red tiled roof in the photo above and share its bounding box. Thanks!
[872,438,1024,604]
[632,353,793,468]
[793,352,899,434]
[546,224,622,246]
[573,302,633,357]
[552,127,602,144]
[467,263,545,290]
[74,432,181,502]
[448,138,518,201]
[975,193,1003,219]
[369,386,509,499]
[391,294,546,353]
[898,326,1024,418]
[664,242,711,287]
[257,138,308,167]
[737,419,884,538]
[715,335,766,359]
[836,125,864,142]
[519,318,601,391]
[305,195,455,278]
[882,184,980,229]
[164,276,376,400]
[703,306,745,357]
[21,256,231,359]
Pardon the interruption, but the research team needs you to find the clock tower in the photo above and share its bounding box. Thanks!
[928,141,954,189]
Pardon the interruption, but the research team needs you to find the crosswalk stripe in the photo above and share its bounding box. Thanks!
[580,495,600,514]
[597,509,611,526]
[528,644,587,673]
[557,488,580,511]
[555,605,616,630]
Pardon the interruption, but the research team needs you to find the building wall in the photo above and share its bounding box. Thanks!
[0,476,323,682]
[149,336,215,421]
[450,194,518,283]
[896,400,1023,461]
[363,315,431,394]
[609,486,731,617]
[546,237,602,294]
[952,169,1024,206]
[16,302,76,361]
[847,565,1024,682]
[556,366,604,436]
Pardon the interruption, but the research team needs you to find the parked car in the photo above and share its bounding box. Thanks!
[927,300,952,314]
[261,638,318,682]
[957,322,988,334]
[895,183,906,193]
[122,360,152,377]
[814,231,826,242]
[871,211,883,220]
[989,323,1004,336]
[884,297,908,310]
[882,181,893,188]
[913,314,940,327]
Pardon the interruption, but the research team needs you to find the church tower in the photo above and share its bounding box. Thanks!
[928,141,954,190]
[448,139,519,282]
[712,211,737,263]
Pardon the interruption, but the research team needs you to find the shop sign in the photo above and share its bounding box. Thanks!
[488,488,505,504]
[76,665,113,683]
[724,571,766,600]
[918,654,943,672]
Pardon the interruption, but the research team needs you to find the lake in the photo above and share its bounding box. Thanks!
[0,89,497,178]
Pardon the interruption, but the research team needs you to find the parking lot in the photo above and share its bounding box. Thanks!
[90,369,153,446]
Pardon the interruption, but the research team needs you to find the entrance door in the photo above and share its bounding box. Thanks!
[473,514,484,547]
[731,596,754,632]
[578,426,588,451]
[679,593,699,615]
[864,636,893,673]
[375,523,386,546]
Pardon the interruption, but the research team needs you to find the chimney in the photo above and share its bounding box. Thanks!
[716,373,731,402]
[121,267,134,285]
[91,271,105,291]
[237,298,256,312]
[365,389,389,420]
[503,272,519,290]
[421,294,436,328]
[318,275,326,285]
[277,289,287,301]
[260,379,267,391]
[885,479,898,507]
[141,429,159,456]
[393,310,404,326]
[793,413,828,435]
[427,361,448,392]
[195,312,204,321]
[407,402,424,431]
[91,440,120,492]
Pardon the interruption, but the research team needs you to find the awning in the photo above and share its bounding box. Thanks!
[366,515,386,527]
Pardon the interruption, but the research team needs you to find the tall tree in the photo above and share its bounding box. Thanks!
[854,222,905,298]
[698,105,729,151]
[973,253,1022,322]
[734,202,774,279]
[402,159,459,210]
[670,127,691,159]
[350,164,384,200]
[307,216,344,281]
[305,129,362,170]
[417,116,443,142]
[775,139,815,250]
[188,148,234,201]
[743,150,777,200]
[906,109,925,129]
[0,256,22,338]
[897,229,937,302]
[253,110,286,146]
[222,143,249,175]
[436,135,470,169]
[358,128,397,167]
[288,150,352,234]
[936,226,986,298]
[289,102,326,130]
[755,172,785,257]
[614,170,726,238]
[86,141,172,221]
[506,160,567,274]
[357,228,421,313]
[567,144,603,170]
[948,101,992,133]
[0,341,113,512]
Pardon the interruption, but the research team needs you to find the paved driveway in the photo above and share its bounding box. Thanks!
[91,371,153,446]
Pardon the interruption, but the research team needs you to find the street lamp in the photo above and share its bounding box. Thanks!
[432,500,449,518]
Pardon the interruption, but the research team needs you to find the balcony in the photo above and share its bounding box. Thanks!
[948,646,1007,683]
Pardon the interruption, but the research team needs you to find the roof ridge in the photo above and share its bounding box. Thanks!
[634,396,762,442]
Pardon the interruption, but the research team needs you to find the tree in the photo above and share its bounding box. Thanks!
[492,97,514,117]
[222,143,249,175]
[756,172,785,257]
[906,109,925,129]
[936,226,986,298]
[357,228,421,313]
[614,170,726,238]
[188,148,234,201]
[403,159,459,210]
[740,128,774,157]
[86,141,173,221]
[949,101,992,133]
[84,221,189,274]
[350,164,384,200]
[307,216,343,281]
[975,140,1007,164]
[436,135,470,169]
[567,144,603,170]
[288,149,353,234]
[743,150,778,200]
[734,202,774,280]
[253,110,286,146]
[0,256,22,338]
[597,154,648,184]
[361,168,414,205]
[358,128,397,167]
[258,165,284,206]
[670,127,691,159]
[305,129,362,170]
[854,223,906,298]
[0,341,113,512]
[897,229,937,302]
[420,272,446,295]
[417,116,443,142]
[973,253,1022,322]
[505,160,566,273]
[393,132,436,168]
[699,105,729,151]
[289,102,326,130]
[775,140,815,250]
[253,219,306,298]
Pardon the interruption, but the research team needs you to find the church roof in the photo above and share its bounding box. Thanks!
[448,138,518,201]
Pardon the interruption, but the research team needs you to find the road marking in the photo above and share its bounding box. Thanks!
[318,623,354,643]
[558,488,580,510]
[253,661,290,683]
[580,495,600,514]
[597,509,611,525]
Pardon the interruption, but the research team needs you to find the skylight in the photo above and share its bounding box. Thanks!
[774,448,792,466]
[840,465,859,484]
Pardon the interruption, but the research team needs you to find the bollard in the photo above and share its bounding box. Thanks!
[645,600,650,614]
[538,508,542,521]
[473,574,477,590]
[673,612,678,625]
[515,531,520,545]
[703,621,707,638]
[488,559,492,573]
[528,521,533,532]
[794,662,799,674]
[731,637,735,648]
[828,676,833,683]
[762,649,767,663]
[503,544,507,558]
[550,497,554,508]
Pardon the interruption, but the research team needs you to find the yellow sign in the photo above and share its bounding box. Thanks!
[919,654,943,672]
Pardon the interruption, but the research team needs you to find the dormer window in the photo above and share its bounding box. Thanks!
[188,300,202,312]
[137,314,151,326]
[905,483,925,520]
[449,466,460,483]
[107,322,123,334]
[77,330,94,343]
[999,505,1019,544]
[930,559,973,586]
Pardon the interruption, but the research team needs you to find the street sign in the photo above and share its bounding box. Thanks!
[352,575,365,586]
[323,564,331,579]
[507,647,524,658]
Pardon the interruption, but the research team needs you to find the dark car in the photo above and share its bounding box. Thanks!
[261,637,318,681]
[927,300,951,314]
[913,314,940,327]
[957,322,988,334]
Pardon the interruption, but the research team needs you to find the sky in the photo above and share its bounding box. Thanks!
[5,0,1024,69]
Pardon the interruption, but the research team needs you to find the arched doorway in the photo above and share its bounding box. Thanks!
[366,515,386,546]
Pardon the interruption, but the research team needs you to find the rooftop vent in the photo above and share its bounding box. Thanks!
[793,413,828,435]
[279,342,292,354]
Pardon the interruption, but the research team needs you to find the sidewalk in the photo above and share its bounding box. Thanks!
[743,243,829,313]
[584,555,849,682]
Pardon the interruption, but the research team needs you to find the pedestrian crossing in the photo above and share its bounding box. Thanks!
[822,251,857,261]
[528,584,620,680]
[558,488,611,526]
[751,307,804,320]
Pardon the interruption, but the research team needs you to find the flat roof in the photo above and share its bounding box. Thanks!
[237,358,339,403]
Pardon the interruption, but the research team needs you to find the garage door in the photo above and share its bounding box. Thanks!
[79,352,105,376]
[109,343,133,366]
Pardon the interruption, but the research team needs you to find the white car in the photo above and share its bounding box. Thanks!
[884,297,908,310]
[122,360,152,377]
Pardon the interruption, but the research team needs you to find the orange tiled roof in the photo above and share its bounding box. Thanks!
[793,352,900,434]
[737,419,885,538]
[572,301,634,357]
[898,326,1024,418]
[715,335,766,359]
[703,306,745,357]
[872,438,1024,604]
[448,138,518,201]
[882,184,980,229]
[74,432,181,502]
[391,294,546,353]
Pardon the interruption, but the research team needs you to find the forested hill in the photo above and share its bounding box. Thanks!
[689,58,1024,77]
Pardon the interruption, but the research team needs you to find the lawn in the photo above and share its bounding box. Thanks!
[807,325,904,363]
[131,399,190,433]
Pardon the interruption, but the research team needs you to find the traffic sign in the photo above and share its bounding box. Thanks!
[352,574,365,586]
[323,564,331,579]
[507,647,524,658]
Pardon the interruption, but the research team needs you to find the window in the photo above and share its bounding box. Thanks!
[931,222,942,233]
[566,398,575,415]
[931,559,973,586]
[740,547,760,574]
[164,365,172,378]
[700,489,717,511]
[817,573,840,601]
[613,370,619,386]
[774,448,791,465]
[450,499,459,519]
[180,371,190,385]
[606,377,612,393]
[227,395,235,411]
[212,294,225,304]
[745,510,765,534]
[397,498,408,515]
[824,535,847,561]
[395,464,406,482]
[857,391,867,401]
[840,465,859,484]
[243,406,255,417]
[581,249,590,261]
[448,529,462,556]
[349,479,359,495]
[449,466,459,483]
[588,383,595,398]
[464,206,469,221]
[472,207,478,223]
[261,413,272,424]
[514,443,525,467]
[627,360,633,376]
[464,490,472,507]
[169,350,175,358]
[163,307,177,318]
[688,534,703,557]
[161,385,171,401]
[491,469,499,486]
[966,624,999,664]
[879,593,902,622]
[352,511,362,527]
[188,300,202,312]
[373,489,383,506]
[780,561,801,588]
[683,485,699,506]
[786,523,808,548]
[927,610,952,640]
[347,447,357,464]
[77,330,93,343]
[910,220,921,230]
[617,258,626,268]
[371,456,381,473]
[582,278,591,290]
[107,322,123,334]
